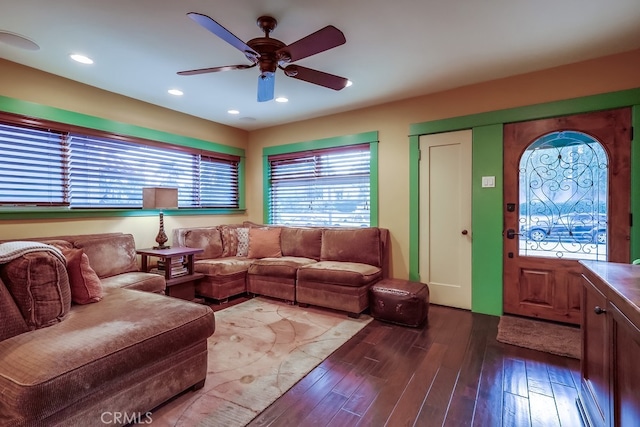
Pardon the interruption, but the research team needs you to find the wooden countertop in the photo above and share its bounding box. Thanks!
[580,260,640,325]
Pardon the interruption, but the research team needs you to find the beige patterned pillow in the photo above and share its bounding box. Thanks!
[236,228,249,257]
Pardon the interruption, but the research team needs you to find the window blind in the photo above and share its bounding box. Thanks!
[268,144,370,227]
[0,117,240,209]
[0,123,67,205]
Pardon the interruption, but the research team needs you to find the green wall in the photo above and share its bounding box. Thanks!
[409,88,640,316]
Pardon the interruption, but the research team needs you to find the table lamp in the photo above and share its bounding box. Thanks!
[143,187,178,249]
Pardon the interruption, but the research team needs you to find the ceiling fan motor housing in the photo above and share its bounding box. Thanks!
[247,37,286,74]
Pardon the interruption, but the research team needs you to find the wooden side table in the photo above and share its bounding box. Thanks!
[136,247,205,301]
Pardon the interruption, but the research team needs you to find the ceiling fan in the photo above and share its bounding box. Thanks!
[178,12,349,102]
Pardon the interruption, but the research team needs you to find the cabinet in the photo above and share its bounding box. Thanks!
[137,247,204,301]
[579,261,640,427]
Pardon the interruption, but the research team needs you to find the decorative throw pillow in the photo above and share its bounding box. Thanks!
[220,225,240,257]
[247,227,282,258]
[0,251,71,330]
[236,227,250,257]
[62,248,103,304]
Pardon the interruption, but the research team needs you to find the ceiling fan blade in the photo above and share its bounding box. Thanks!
[283,65,348,91]
[187,12,259,60]
[276,25,346,63]
[177,64,255,76]
[257,72,275,102]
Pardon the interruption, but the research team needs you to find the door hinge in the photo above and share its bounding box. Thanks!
[631,126,634,141]
[418,149,421,161]
[630,212,633,227]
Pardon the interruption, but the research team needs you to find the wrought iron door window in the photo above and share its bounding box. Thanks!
[518,130,608,261]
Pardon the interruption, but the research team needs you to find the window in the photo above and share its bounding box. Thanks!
[518,130,608,261]
[268,144,371,227]
[0,116,240,209]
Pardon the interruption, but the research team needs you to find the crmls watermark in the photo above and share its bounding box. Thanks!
[100,411,153,424]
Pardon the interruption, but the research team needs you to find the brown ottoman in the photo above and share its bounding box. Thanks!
[369,278,429,327]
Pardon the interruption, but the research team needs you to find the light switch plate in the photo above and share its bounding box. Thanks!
[481,176,495,188]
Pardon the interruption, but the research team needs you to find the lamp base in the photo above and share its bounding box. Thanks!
[154,212,169,250]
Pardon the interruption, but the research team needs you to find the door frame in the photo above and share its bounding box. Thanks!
[408,87,640,316]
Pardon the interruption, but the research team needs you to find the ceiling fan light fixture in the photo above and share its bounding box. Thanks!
[70,54,93,64]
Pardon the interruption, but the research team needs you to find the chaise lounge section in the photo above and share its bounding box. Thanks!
[0,233,215,426]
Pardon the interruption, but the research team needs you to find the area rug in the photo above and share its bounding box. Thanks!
[496,315,581,359]
[148,297,372,427]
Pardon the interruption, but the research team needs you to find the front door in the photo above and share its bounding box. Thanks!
[503,108,631,324]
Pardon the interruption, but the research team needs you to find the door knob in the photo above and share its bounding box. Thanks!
[461,230,468,235]
[594,306,606,315]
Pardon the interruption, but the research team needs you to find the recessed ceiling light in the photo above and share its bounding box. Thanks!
[346,80,353,87]
[70,54,93,64]
[168,89,183,96]
[275,97,288,103]
[228,109,240,115]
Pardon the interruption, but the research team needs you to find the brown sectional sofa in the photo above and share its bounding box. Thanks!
[173,223,390,316]
[0,232,215,427]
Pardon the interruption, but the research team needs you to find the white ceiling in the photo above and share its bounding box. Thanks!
[1,0,640,131]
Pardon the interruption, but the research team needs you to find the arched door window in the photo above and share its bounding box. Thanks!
[519,130,608,261]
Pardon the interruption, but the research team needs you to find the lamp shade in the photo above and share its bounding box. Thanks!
[142,187,178,209]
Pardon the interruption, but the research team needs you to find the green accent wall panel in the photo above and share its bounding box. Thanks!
[471,125,504,316]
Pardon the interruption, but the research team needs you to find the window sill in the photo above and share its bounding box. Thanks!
[0,208,246,220]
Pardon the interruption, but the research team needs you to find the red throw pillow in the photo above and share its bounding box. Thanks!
[62,248,103,304]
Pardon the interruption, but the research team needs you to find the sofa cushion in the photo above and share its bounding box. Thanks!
[194,257,254,277]
[321,228,382,267]
[74,234,139,278]
[247,227,282,258]
[0,251,71,330]
[296,261,382,287]
[280,227,323,260]
[100,272,166,294]
[61,248,103,305]
[248,256,317,279]
[0,278,29,341]
[0,287,215,423]
[184,227,224,260]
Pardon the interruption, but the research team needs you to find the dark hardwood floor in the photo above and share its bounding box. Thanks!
[211,300,583,427]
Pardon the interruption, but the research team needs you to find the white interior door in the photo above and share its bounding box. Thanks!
[419,130,472,309]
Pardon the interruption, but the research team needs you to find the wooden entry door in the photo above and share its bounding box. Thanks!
[503,108,631,324]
